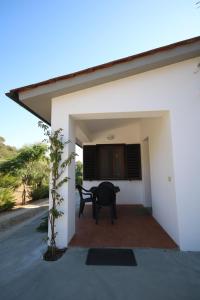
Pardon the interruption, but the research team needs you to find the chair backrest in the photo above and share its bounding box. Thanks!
[99,181,115,191]
[99,181,114,188]
[76,184,83,201]
[96,184,115,206]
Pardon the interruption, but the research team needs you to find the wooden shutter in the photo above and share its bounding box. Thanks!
[98,145,113,179]
[112,145,125,179]
[83,145,97,180]
[126,144,142,180]
[97,144,125,180]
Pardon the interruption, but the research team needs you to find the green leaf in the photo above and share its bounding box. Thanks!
[56,177,70,189]
[60,152,77,169]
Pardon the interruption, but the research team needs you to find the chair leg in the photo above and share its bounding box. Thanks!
[95,205,99,224]
[92,201,96,219]
[113,201,117,219]
[110,205,114,224]
[79,201,85,217]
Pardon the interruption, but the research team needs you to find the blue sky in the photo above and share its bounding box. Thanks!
[0,0,200,150]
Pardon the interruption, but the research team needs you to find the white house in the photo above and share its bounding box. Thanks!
[7,36,200,251]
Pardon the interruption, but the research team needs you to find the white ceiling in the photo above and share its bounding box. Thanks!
[80,118,138,134]
[75,111,167,143]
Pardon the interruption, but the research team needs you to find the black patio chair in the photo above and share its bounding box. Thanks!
[95,184,116,224]
[98,182,117,219]
[76,185,94,218]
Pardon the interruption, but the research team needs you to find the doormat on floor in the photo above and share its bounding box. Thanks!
[86,248,137,266]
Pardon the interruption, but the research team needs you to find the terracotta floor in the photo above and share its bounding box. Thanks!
[69,205,177,249]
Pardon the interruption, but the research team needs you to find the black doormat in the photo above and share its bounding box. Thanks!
[86,248,137,266]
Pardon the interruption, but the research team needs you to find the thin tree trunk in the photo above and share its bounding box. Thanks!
[22,183,26,205]
[50,173,57,256]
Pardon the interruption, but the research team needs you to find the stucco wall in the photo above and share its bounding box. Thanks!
[51,57,200,250]
[84,180,143,205]
[141,115,179,244]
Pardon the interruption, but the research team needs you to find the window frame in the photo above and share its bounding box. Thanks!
[83,143,142,181]
[96,143,126,180]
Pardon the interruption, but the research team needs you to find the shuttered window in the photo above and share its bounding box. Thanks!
[83,145,97,180]
[126,144,142,180]
[83,144,142,180]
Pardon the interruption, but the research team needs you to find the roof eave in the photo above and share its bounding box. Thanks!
[6,91,50,125]
[8,36,200,95]
[5,36,200,126]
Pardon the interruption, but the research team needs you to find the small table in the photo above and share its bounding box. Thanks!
[90,185,120,195]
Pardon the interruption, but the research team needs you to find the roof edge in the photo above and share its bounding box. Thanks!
[7,36,200,95]
[6,91,50,125]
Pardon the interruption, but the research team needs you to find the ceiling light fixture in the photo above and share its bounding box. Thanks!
[107,134,115,140]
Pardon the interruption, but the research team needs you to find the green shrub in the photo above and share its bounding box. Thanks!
[30,185,49,201]
[0,188,15,212]
[75,161,83,186]
[76,175,83,186]
[0,174,20,190]
[36,215,48,232]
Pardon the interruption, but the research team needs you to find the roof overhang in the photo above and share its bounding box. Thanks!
[6,36,200,125]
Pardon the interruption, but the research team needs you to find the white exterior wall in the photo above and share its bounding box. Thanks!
[84,181,143,205]
[52,57,200,250]
[170,98,200,251]
[141,115,179,244]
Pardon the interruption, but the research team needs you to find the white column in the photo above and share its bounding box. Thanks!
[170,104,200,251]
[49,105,76,249]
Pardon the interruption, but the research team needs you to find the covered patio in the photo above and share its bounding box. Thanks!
[71,110,178,249]
[70,205,177,249]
